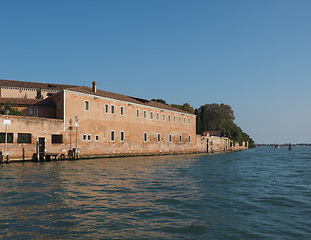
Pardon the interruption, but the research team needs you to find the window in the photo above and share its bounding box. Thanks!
[30,107,38,116]
[95,135,99,141]
[189,135,191,143]
[174,116,176,123]
[144,132,148,142]
[179,135,182,143]
[120,131,125,142]
[17,133,32,143]
[150,112,154,120]
[184,117,186,124]
[83,134,87,141]
[157,113,160,121]
[111,105,115,114]
[105,104,109,114]
[169,134,172,143]
[179,117,181,124]
[157,133,161,142]
[85,101,90,111]
[88,134,91,141]
[111,131,115,141]
[162,114,165,121]
[136,109,140,118]
[0,133,13,143]
[120,106,124,116]
[144,110,147,119]
[168,115,171,122]
[188,118,190,124]
[52,134,63,144]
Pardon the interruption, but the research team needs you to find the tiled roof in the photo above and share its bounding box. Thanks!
[0,98,41,105]
[0,79,195,115]
[65,86,194,115]
[0,97,56,106]
[0,79,78,91]
[34,97,56,106]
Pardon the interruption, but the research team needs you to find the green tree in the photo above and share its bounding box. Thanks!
[151,99,167,105]
[36,88,43,99]
[1,101,21,115]
[195,103,255,148]
[171,103,195,114]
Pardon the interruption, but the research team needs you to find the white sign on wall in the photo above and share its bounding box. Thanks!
[4,120,11,125]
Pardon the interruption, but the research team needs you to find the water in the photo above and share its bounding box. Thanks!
[1,147,311,239]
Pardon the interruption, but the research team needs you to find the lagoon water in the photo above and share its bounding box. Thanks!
[1,146,311,239]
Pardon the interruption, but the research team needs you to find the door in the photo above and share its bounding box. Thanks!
[39,137,45,154]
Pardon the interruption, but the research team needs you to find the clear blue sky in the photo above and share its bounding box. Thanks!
[1,0,311,144]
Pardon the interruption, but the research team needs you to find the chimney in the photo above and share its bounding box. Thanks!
[92,81,97,93]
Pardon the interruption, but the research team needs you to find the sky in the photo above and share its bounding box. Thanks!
[1,0,311,144]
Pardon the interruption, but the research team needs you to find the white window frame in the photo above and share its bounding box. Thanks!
[188,118,190,125]
[179,135,182,143]
[150,112,154,120]
[120,106,124,116]
[136,109,140,118]
[82,134,87,141]
[168,115,171,122]
[179,117,181,124]
[144,110,147,119]
[162,114,165,121]
[105,104,109,114]
[111,130,115,142]
[111,105,115,115]
[30,106,38,116]
[120,131,125,142]
[85,101,90,111]
[174,116,176,123]
[157,113,160,121]
[169,134,172,143]
[157,133,161,142]
[184,117,186,124]
[95,135,99,141]
[188,135,191,143]
[87,134,91,141]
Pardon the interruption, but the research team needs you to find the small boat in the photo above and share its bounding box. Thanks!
[275,144,280,149]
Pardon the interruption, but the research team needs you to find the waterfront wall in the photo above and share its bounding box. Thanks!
[0,115,64,160]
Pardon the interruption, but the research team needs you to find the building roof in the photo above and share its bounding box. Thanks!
[0,97,56,106]
[65,86,194,115]
[0,98,41,106]
[0,79,78,91]
[0,79,195,115]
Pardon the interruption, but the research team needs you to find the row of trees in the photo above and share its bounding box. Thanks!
[195,103,255,148]
[152,99,255,148]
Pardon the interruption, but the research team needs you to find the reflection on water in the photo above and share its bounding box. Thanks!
[1,148,311,239]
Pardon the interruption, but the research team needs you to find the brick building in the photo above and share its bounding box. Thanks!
[0,79,197,160]
[0,79,247,161]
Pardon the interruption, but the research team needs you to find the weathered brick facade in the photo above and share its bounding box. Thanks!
[0,79,248,161]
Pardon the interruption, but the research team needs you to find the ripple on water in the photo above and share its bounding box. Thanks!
[1,147,311,239]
